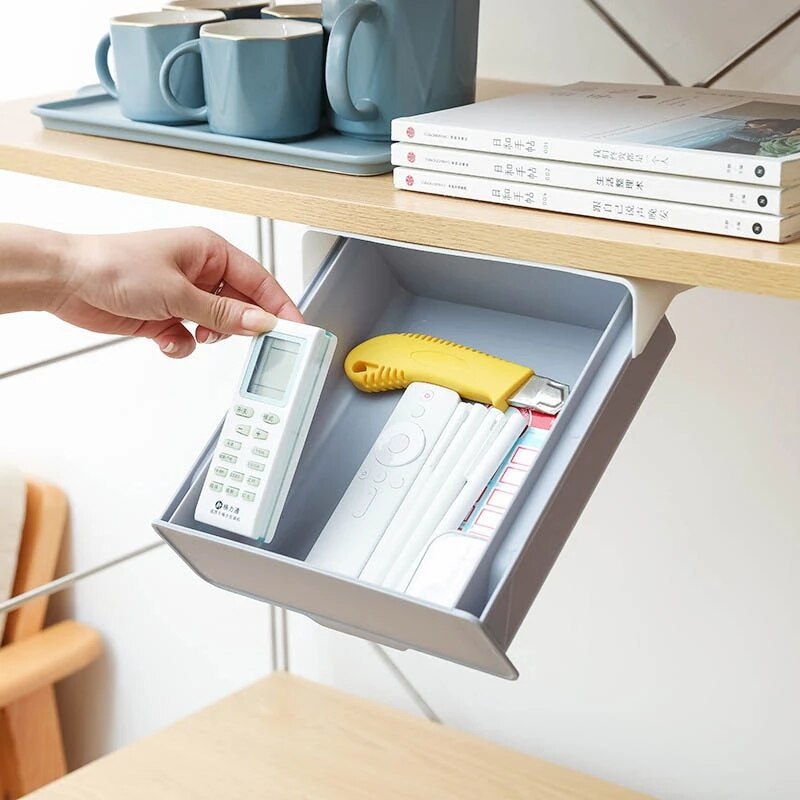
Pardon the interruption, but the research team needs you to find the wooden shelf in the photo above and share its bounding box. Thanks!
[25,673,652,800]
[2,82,800,299]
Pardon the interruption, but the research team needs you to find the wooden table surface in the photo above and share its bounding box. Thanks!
[24,674,653,800]
[1,84,799,299]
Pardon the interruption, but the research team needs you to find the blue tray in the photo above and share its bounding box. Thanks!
[33,89,392,177]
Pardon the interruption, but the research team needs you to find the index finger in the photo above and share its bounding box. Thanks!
[217,239,304,323]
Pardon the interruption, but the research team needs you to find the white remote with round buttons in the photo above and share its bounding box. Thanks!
[195,320,337,543]
[306,382,461,576]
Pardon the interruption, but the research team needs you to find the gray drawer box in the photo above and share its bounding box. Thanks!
[153,236,675,679]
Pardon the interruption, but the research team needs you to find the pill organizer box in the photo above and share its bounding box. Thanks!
[153,235,677,678]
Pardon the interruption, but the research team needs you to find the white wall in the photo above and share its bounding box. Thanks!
[1,2,799,799]
[478,0,800,92]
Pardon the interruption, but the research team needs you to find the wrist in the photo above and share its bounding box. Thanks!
[0,225,76,313]
[37,229,78,313]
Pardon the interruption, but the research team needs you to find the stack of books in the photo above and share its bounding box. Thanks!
[391,83,800,242]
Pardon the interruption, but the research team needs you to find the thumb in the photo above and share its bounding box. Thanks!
[171,284,277,336]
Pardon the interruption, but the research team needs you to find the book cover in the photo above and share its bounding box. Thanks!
[393,167,800,243]
[392,83,800,187]
[391,143,800,215]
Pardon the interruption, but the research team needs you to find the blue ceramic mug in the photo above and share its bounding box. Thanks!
[95,10,224,124]
[159,19,323,141]
[323,0,480,141]
[262,4,325,121]
[163,0,272,20]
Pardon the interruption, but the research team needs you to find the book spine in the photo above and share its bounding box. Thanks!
[391,143,790,215]
[391,120,785,187]
[393,168,789,242]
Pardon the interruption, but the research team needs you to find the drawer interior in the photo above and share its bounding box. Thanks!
[167,239,631,617]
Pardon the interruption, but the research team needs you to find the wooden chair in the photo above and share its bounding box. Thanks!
[0,480,103,799]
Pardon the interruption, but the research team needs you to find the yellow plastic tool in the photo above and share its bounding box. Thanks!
[344,333,569,414]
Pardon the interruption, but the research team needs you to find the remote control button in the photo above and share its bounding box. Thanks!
[213,466,228,478]
[224,439,242,451]
[248,460,266,473]
[254,429,269,440]
[411,404,425,418]
[352,486,377,518]
[252,447,270,459]
[246,476,261,488]
[219,453,238,464]
[263,412,280,425]
[235,405,254,418]
[388,433,410,454]
[236,424,251,436]
[229,471,244,483]
[242,491,256,502]
[358,469,368,480]
[375,422,426,467]
[225,486,240,497]
[422,389,434,401]
[209,482,223,492]
[373,468,387,483]
[390,476,405,490]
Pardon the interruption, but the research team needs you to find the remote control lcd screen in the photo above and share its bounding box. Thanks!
[248,338,301,402]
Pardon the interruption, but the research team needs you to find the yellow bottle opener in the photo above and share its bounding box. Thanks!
[344,333,569,414]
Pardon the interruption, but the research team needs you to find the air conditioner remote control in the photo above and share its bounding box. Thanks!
[306,382,461,576]
[195,320,336,543]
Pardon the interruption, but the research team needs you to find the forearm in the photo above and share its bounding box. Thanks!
[0,225,72,314]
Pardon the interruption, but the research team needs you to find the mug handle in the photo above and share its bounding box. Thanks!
[94,34,119,99]
[159,39,208,122]
[326,0,379,122]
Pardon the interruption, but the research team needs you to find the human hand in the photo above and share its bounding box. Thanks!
[52,227,303,358]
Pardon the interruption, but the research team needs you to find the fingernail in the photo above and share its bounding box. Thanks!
[161,341,176,354]
[242,308,277,334]
[204,333,220,344]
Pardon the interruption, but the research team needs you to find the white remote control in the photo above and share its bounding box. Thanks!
[358,401,482,586]
[195,320,336,542]
[306,382,461,576]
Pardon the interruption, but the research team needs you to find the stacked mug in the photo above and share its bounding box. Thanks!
[95,0,480,142]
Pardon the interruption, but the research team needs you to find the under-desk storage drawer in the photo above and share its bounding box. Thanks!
[154,237,675,679]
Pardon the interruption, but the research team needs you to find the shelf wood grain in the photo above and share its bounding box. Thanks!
[1,82,800,299]
[24,673,653,800]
